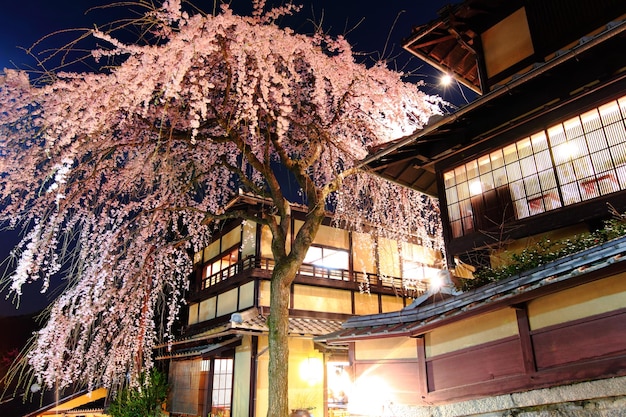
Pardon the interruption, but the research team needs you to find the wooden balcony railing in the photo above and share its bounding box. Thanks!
[200,255,428,296]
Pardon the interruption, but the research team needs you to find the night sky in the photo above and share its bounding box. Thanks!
[0,0,464,316]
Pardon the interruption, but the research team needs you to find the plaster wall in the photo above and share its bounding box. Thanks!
[293,285,352,314]
[381,295,405,313]
[254,336,324,417]
[425,309,518,357]
[232,336,252,417]
[528,271,626,330]
[355,337,418,361]
[354,291,379,315]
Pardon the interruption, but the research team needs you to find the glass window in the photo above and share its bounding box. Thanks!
[445,186,458,204]
[506,161,522,181]
[328,363,351,408]
[534,149,552,171]
[491,149,505,168]
[581,109,602,134]
[586,129,608,153]
[599,101,621,124]
[531,132,548,151]
[466,160,479,179]
[401,242,439,294]
[519,156,538,177]
[548,124,566,145]
[478,155,491,174]
[564,116,583,139]
[444,171,456,188]
[203,248,239,288]
[303,246,349,270]
[454,165,467,183]
[211,358,233,415]
[493,167,507,187]
[517,138,533,158]
[503,143,518,163]
[443,94,626,237]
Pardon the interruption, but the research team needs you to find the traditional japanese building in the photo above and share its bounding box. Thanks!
[318,0,626,415]
[159,193,443,417]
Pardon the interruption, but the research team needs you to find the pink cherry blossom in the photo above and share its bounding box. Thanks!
[0,0,444,410]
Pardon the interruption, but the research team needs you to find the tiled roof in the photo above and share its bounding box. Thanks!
[156,336,243,360]
[22,388,107,417]
[317,235,626,343]
[232,313,344,336]
[158,309,344,357]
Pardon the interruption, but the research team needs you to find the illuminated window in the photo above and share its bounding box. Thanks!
[444,94,626,237]
[303,246,349,270]
[203,248,239,288]
[401,241,438,294]
[202,357,233,416]
[211,358,233,413]
[327,362,351,408]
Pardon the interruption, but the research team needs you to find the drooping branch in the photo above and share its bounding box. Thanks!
[201,208,268,227]
[0,0,442,399]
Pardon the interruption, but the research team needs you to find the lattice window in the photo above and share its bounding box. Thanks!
[444,94,626,237]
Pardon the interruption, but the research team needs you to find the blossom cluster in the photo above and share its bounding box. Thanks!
[0,0,442,391]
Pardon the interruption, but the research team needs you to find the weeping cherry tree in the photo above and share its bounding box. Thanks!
[0,1,444,416]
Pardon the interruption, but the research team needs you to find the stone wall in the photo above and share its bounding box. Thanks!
[387,376,626,417]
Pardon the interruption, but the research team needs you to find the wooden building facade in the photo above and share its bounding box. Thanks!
[159,196,442,417]
[318,238,626,413]
[320,0,626,415]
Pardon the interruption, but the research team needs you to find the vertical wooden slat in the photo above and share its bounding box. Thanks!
[415,336,429,396]
[515,304,537,374]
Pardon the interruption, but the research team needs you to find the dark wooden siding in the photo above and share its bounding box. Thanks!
[532,309,626,370]
[525,0,626,57]
[351,307,626,405]
[425,336,524,391]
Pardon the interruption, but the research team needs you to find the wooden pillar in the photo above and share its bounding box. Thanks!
[515,304,537,374]
[415,335,429,398]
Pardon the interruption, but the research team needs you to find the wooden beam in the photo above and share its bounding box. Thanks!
[515,304,537,375]
[415,336,429,397]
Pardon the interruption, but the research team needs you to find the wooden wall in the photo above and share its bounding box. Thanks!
[351,275,626,405]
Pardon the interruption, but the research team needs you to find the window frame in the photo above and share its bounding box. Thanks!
[444,94,626,237]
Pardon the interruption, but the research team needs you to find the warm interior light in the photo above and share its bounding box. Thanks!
[469,181,483,195]
[554,141,579,162]
[299,357,323,385]
[327,363,351,405]
[429,273,444,291]
[303,246,349,269]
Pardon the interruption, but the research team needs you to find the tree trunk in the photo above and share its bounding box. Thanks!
[267,261,295,417]
[266,204,325,417]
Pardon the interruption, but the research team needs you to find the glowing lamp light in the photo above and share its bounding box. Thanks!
[440,73,453,86]
[562,141,578,158]
[429,273,444,291]
[553,141,579,163]
[349,376,392,417]
[469,181,483,195]
[299,357,323,385]
[430,269,452,292]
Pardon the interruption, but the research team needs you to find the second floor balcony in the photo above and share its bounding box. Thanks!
[193,254,433,302]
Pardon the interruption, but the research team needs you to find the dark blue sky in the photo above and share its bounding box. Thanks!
[0,1,464,93]
[0,0,465,316]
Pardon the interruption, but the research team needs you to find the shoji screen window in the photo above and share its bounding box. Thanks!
[444,94,626,237]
